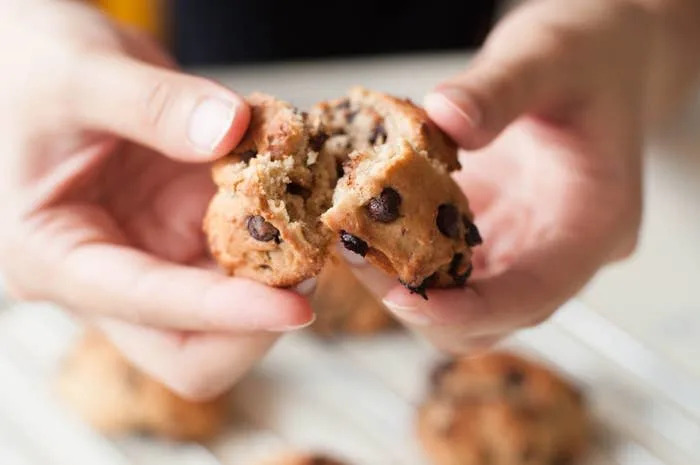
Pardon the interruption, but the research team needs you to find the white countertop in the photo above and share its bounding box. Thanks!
[1,53,698,464]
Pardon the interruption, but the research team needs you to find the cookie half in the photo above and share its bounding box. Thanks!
[205,93,337,287]
[312,88,479,296]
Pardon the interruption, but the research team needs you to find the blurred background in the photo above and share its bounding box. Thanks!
[1,1,699,464]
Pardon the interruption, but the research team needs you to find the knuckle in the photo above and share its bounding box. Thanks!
[143,78,174,130]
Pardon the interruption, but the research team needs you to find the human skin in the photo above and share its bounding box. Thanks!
[0,0,314,401]
[352,0,700,352]
[0,0,698,398]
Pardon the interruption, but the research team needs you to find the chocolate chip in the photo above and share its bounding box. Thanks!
[286,182,311,199]
[366,187,401,223]
[550,451,575,465]
[335,99,351,110]
[436,204,460,239]
[301,111,309,120]
[346,110,358,123]
[339,230,368,256]
[246,215,280,243]
[335,160,345,179]
[399,273,436,300]
[448,253,463,277]
[309,132,329,151]
[521,444,536,462]
[238,149,257,163]
[463,215,483,246]
[447,253,472,287]
[453,263,473,287]
[430,359,456,387]
[310,457,343,465]
[505,367,526,387]
[369,124,387,145]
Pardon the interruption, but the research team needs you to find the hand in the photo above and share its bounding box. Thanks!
[350,0,652,352]
[0,1,313,399]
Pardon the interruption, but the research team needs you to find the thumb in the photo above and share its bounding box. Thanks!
[424,46,562,150]
[70,53,250,161]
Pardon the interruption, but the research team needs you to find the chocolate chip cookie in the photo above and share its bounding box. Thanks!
[311,88,479,297]
[204,93,337,287]
[417,352,589,465]
[204,88,481,297]
[255,453,347,465]
[57,331,228,440]
[311,249,397,336]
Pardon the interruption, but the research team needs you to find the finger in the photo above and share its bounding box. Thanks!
[97,318,278,401]
[68,53,250,161]
[52,242,314,332]
[424,34,565,150]
[381,237,604,352]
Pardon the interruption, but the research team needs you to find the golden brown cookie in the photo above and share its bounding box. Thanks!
[417,352,589,465]
[204,88,481,297]
[255,453,348,465]
[311,87,479,297]
[204,93,337,287]
[311,250,397,336]
[57,331,228,441]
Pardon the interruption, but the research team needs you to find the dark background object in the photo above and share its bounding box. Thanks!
[174,0,497,65]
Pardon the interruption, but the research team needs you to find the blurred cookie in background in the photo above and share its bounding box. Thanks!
[310,251,398,337]
[57,330,228,441]
[417,352,589,465]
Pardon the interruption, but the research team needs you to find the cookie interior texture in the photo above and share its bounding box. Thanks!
[418,352,589,465]
[312,87,475,293]
[205,93,336,286]
[57,331,228,440]
[205,88,479,296]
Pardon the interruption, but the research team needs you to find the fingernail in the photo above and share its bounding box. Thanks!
[339,243,367,267]
[272,313,317,332]
[293,277,317,296]
[424,88,481,128]
[188,97,236,152]
[383,300,432,326]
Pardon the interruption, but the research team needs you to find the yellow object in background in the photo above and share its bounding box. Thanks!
[93,0,166,41]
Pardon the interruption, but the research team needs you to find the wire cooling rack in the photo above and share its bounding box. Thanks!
[0,297,698,465]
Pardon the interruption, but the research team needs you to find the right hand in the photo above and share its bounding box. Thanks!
[0,0,314,400]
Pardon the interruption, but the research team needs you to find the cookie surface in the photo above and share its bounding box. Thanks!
[311,86,459,172]
[205,93,337,286]
[57,331,228,440]
[417,352,589,465]
[311,249,397,336]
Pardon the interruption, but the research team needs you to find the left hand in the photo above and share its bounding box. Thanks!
[349,0,649,352]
